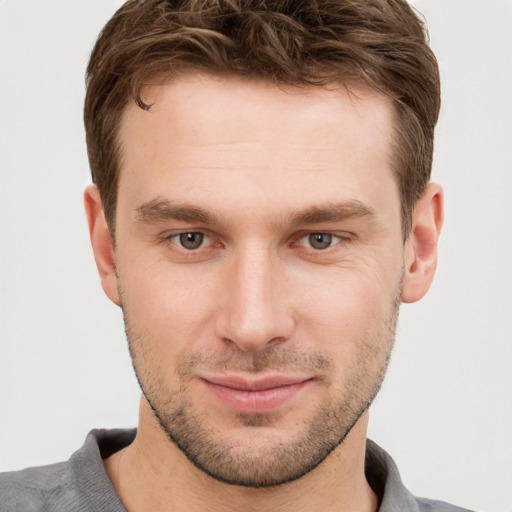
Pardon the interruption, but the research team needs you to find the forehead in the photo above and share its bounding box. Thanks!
[116,74,398,225]
[123,74,395,149]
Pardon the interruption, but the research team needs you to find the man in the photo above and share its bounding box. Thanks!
[0,0,473,511]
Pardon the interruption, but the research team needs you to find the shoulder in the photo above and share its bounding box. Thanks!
[365,439,477,512]
[0,461,77,512]
[0,429,134,512]
[415,497,476,512]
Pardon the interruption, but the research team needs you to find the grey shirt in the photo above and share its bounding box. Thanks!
[0,429,474,511]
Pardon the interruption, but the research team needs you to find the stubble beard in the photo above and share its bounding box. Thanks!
[121,286,401,488]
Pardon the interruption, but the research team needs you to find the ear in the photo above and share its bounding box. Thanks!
[84,184,120,306]
[402,182,444,303]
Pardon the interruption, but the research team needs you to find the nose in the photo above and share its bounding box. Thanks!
[215,245,295,352]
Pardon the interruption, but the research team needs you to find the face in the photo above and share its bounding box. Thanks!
[113,75,405,486]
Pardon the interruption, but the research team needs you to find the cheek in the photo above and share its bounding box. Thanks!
[291,259,402,346]
[118,259,221,357]
[297,267,392,313]
[292,266,400,396]
[118,265,225,398]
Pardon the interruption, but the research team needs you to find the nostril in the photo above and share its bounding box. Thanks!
[220,335,287,353]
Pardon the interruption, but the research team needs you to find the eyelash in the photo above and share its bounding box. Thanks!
[161,231,215,251]
[160,230,352,253]
[296,232,349,251]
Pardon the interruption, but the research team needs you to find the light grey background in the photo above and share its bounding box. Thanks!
[0,1,511,511]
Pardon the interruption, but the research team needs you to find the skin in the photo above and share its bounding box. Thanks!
[85,74,443,512]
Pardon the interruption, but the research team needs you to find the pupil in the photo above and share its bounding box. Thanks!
[180,232,204,249]
[309,233,332,250]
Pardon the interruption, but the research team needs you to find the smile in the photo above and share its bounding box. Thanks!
[200,375,314,414]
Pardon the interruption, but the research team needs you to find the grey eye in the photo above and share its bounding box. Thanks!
[308,233,333,250]
[179,232,205,250]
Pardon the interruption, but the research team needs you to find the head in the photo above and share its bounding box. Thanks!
[84,0,443,488]
[85,0,440,240]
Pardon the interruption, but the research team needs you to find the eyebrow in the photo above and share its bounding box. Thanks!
[289,200,377,226]
[135,198,219,225]
[135,197,377,227]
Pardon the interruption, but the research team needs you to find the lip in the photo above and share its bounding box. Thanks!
[200,375,313,414]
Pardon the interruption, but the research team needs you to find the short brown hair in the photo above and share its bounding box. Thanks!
[84,0,440,237]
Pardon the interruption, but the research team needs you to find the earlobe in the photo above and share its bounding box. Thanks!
[401,183,444,304]
[84,184,120,306]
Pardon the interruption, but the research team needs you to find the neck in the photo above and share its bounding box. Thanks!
[105,399,378,512]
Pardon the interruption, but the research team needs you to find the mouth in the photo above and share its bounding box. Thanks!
[200,375,314,414]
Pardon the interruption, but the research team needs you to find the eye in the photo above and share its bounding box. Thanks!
[301,233,342,250]
[176,232,208,250]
